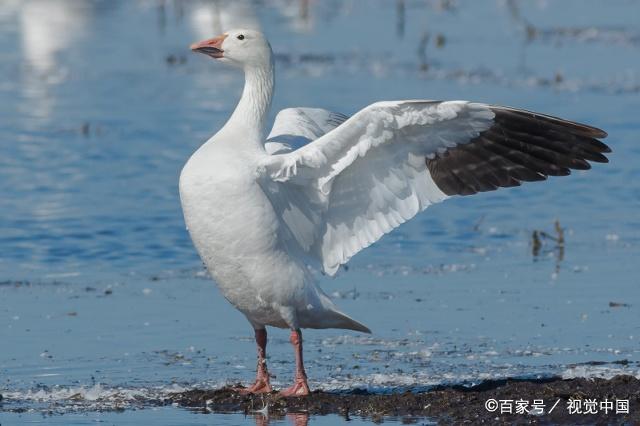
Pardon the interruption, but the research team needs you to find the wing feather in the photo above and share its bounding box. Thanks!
[265,107,349,154]
[260,101,610,275]
[427,107,609,196]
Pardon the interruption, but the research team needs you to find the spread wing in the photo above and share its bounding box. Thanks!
[259,100,610,275]
[265,107,349,154]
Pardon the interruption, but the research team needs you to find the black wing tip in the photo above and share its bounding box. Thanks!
[574,160,592,170]
[426,104,612,197]
[587,151,610,164]
[591,139,612,155]
[594,129,608,139]
[575,125,608,139]
[491,105,609,138]
[491,105,612,162]
[584,126,608,140]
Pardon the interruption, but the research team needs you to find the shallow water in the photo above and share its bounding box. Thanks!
[1,0,639,424]
[1,409,423,426]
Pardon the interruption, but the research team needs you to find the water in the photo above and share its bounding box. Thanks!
[1,410,412,426]
[1,1,639,424]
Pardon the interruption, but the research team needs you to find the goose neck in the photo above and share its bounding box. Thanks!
[225,61,274,142]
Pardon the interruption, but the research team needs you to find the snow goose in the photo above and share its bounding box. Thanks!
[180,29,610,396]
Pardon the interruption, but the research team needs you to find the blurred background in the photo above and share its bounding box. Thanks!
[0,0,638,423]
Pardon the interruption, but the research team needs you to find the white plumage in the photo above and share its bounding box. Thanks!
[180,29,609,396]
[261,101,496,274]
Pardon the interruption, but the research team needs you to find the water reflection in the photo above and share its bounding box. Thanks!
[254,412,309,426]
[269,0,314,33]
[20,0,91,74]
[188,0,260,40]
[17,0,93,119]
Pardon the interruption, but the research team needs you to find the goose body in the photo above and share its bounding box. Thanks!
[180,29,610,396]
[180,141,367,332]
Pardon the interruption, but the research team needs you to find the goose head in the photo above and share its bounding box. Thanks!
[190,29,272,69]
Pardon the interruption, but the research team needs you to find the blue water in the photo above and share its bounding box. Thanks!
[1,410,421,426]
[1,1,639,424]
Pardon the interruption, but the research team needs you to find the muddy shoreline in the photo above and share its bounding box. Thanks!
[171,375,639,424]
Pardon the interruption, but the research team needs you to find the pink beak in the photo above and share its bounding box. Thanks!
[190,34,227,59]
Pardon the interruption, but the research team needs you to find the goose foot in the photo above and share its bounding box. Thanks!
[278,376,310,397]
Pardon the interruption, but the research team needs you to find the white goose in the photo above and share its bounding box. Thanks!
[180,29,610,396]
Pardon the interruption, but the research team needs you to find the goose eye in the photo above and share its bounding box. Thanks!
[237,34,245,40]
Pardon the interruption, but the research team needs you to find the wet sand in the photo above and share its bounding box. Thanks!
[171,375,639,424]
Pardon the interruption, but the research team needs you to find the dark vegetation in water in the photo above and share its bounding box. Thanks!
[531,220,565,259]
[171,375,639,425]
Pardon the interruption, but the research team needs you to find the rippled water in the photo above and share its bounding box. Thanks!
[1,1,639,424]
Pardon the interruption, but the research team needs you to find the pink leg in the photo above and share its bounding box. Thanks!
[238,328,272,394]
[278,329,311,397]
